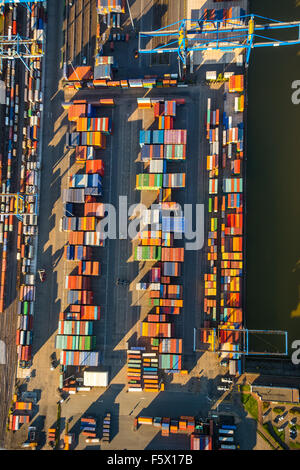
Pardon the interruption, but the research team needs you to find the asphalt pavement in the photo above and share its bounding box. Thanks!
[2,0,257,450]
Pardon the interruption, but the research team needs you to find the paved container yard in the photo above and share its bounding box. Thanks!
[1,0,262,451]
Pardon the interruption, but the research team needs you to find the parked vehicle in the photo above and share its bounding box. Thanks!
[263,408,271,418]
[125,33,130,42]
[116,279,129,286]
[134,50,139,59]
[110,42,114,51]
[221,377,233,384]
[22,426,38,449]
[217,385,230,392]
[50,353,57,370]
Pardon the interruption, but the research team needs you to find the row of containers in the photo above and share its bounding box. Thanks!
[8,398,33,432]
[54,99,116,373]
[217,424,237,450]
[199,7,246,26]
[80,416,98,439]
[2,3,45,370]
[127,98,189,392]
[136,415,213,448]
[202,74,245,376]
[94,0,125,74]
[65,64,180,90]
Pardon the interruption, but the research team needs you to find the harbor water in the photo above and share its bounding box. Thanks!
[246,0,300,355]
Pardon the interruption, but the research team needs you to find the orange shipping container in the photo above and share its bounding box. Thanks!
[85,159,105,176]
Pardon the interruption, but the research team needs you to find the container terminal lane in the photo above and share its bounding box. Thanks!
[0,0,298,452]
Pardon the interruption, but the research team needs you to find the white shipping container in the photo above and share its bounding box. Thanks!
[206,71,217,80]
[149,283,160,291]
[83,371,109,387]
[149,160,164,173]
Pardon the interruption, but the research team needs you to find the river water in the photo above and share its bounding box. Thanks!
[246,0,300,356]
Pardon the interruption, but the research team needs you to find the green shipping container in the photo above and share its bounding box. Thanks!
[136,174,163,190]
[134,246,161,261]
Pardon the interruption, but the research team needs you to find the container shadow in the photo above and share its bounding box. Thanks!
[67,383,123,448]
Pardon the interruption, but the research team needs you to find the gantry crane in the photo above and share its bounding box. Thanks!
[0,0,41,12]
[0,192,37,217]
[193,327,288,357]
[0,0,45,70]
[139,14,300,71]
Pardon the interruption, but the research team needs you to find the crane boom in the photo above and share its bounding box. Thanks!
[139,14,300,67]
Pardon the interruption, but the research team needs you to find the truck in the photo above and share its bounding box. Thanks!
[22,426,38,449]
[220,444,237,450]
[219,436,234,443]
[219,428,234,435]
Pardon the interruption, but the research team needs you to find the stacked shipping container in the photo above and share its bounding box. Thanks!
[0,3,46,368]
[203,76,244,373]
[56,100,116,369]
[128,98,189,390]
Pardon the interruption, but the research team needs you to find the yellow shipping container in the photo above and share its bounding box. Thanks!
[138,417,153,424]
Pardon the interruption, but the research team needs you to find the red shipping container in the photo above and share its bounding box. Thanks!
[86,159,105,176]
[84,203,105,217]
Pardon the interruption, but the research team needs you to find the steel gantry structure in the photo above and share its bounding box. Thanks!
[139,14,300,70]
[0,193,37,217]
[0,0,40,11]
[0,0,45,71]
[193,328,288,357]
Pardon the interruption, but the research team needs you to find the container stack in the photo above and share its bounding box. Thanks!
[9,413,30,431]
[190,434,212,450]
[80,417,97,438]
[97,0,125,14]
[158,338,183,372]
[91,76,178,89]
[8,400,33,431]
[16,287,36,364]
[137,415,199,439]
[218,423,237,449]
[56,100,116,371]
[127,98,188,390]
[204,97,220,324]
[127,348,144,392]
[203,85,244,374]
[102,412,111,443]
[142,352,159,392]
[55,335,96,351]
[65,61,179,90]
[60,350,100,366]
[48,428,56,447]
[200,7,246,27]
[0,3,46,371]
